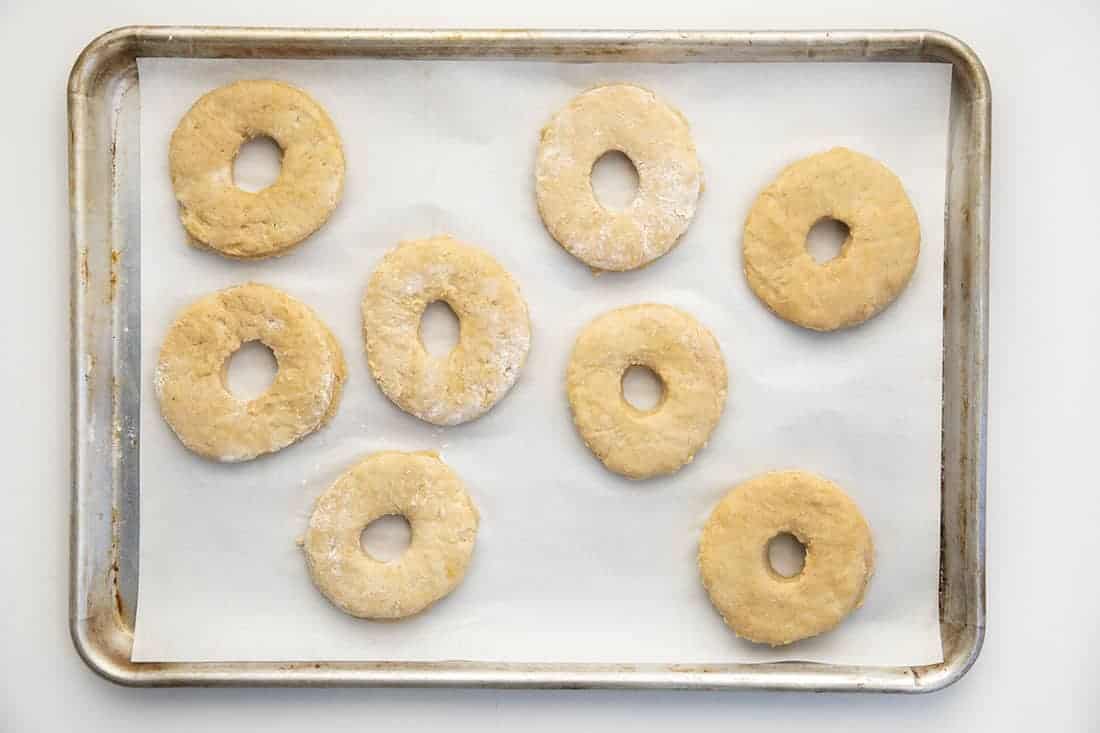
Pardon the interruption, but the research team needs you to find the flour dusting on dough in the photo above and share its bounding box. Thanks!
[363,236,531,427]
[535,84,702,271]
[301,452,479,619]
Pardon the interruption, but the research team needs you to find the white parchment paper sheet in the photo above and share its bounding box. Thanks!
[134,57,949,665]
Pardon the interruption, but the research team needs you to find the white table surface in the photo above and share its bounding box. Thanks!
[3,0,1097,729]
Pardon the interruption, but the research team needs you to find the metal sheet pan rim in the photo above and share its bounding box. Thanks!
[70,25,988,691]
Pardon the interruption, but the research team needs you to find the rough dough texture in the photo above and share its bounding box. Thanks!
[742,147,920,331]
[363,236,531,426]
[155,283,346,462]
[698,470,874,646]
[535,84,703,271]
[566,304,727,479]
[303,451,480,620]
[169,80,345,259]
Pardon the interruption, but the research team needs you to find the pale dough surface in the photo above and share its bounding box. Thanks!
[742,147,920,331]
[535,83,703,271]
[698,470,874,646]
[303,451,480,620]
[169,79,345,259]
[362,235,531,426]
[155,283,346,462]
[566,304,727,479]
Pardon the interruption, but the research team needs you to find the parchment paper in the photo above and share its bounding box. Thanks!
[133,57,949,665]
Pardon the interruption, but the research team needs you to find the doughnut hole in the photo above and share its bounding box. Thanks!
[766,532,807,579]
[224,340,278,401]
[233,135,283,192]
[360,515,413,563]
[591,150,640,211]
[419,300,461,358]
[805,216,851,264]
[621,364,665,412]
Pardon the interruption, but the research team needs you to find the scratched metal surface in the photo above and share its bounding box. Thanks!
[68,26,988,690]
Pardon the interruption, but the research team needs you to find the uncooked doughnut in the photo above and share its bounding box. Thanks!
[302,451,480,620]
[698,470,874,646]
[169,80,345,259]
[362,235,531,426]
[566,304,727,479]
[742,147,920,331]
[535,84,703,271]
[155,283,345,462]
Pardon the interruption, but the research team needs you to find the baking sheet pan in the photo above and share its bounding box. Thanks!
[69,27,988,691]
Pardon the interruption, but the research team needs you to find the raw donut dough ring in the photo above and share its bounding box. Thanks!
[155,283,346,462]
[169,79,345,259]
[742,147,920,331]
[303,451,480,620]
[698,470,874,646]
[535,84,703,271]
[566,304,727,479]
[363,236,531,426]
